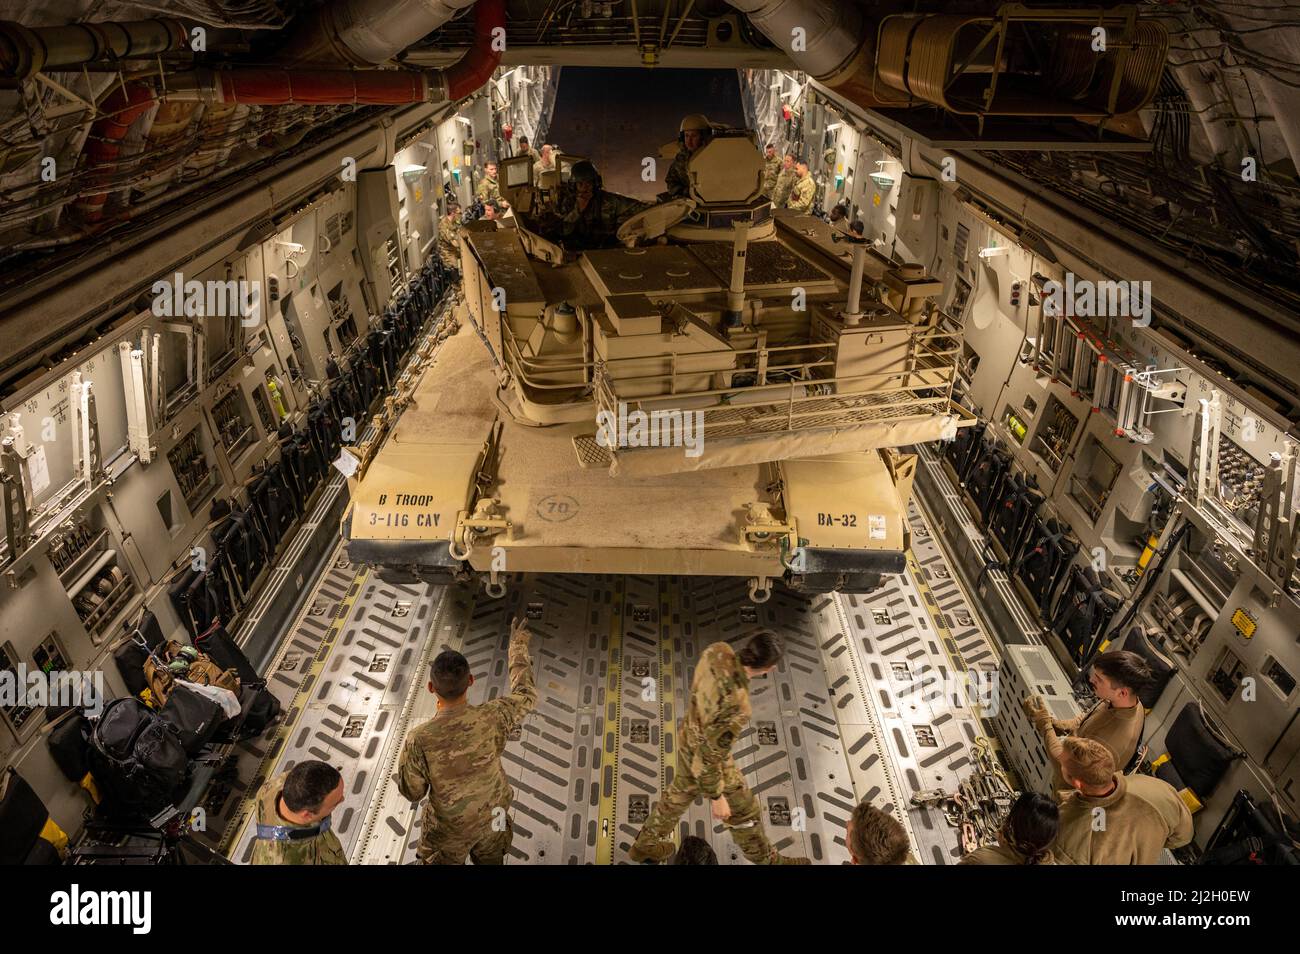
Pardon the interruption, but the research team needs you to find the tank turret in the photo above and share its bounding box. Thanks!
[342,127,974,602]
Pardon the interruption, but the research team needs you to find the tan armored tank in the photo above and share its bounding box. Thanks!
[341,127,973,601]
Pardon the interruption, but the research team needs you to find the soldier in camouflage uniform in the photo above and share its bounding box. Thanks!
[437,202,462,272]
[630,632,809,865]
[760,144,781,196]
[770,152,796,207]
[665,114,713,198]
[550,160,647,250]
[475,161,506,209]
[786,161,816,214]
[249,760,347,865]
[397,616,537,864]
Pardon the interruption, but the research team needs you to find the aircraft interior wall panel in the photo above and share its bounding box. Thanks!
[435,117,474,212]
[893,174,939,263]
[0,353,132,520]
[1172,574,1300,767]
[394,141,439,264]
[934,189,1300,836]
[0,135,446,852]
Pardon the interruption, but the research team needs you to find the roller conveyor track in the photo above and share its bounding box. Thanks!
[213,497,1010,865]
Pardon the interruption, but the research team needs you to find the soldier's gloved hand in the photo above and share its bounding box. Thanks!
[711,795,731,821]
[509,616,532,644]
[1023,695,1053,734]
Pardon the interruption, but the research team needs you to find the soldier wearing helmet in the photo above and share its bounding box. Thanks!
[665,114,714,198]
[550,159,648,250]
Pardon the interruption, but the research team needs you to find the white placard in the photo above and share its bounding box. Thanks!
[333,448,360,479]
[27,444,50,496]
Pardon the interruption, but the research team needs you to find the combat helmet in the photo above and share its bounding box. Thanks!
[679,114,714,145]
[570,160,601,187]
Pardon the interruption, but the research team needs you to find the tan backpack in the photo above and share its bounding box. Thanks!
[144,640,240,707]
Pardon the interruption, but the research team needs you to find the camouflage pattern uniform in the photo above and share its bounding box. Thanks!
[771,166,796,208]
[665,148,693,198]
[249,771,347,866]
[760,154,782,196]
[437,214,462,270]
[397,624,536,864]
[786,173,816,214]
[631,642,785,864]
[475,173,503,207]
[556,190,648,250]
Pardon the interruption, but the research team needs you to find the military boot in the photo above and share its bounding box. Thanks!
[628,837,676,863]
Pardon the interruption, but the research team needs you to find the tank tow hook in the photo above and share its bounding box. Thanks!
[448,498,512,562]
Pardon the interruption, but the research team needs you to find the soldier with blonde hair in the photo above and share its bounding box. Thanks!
[1054,737,1193,864]
[846,800,913,865]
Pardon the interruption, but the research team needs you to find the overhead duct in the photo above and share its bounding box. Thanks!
[168,67,435,106]
[874,11,1168,118]
[442,0,507,101]
[33,0,501,235]
[730,1,1168,124]
[726,0,873,86]
[278,0,480,66]
[72,81,156,223]
[168,0,505,106]
[0,18,189,80]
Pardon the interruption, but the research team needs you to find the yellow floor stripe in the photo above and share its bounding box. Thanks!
[658,579,676,827]
[595,576,625,865]
[221,558,369,856]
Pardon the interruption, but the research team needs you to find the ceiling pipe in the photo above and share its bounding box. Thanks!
[166,0,505,107]
[726,0,878,90]
[442,0,506,100]
[72,81,157,223]
[25,0,503,234]
[277,0,479,66]
[169,67,433,105]
[0,18,190,81]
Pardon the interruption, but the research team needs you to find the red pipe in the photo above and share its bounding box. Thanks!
[443,0,505,101]
[74,81,155,222]
[217,68,428,105]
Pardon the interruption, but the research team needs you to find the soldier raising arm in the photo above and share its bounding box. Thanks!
[397,616,537,864]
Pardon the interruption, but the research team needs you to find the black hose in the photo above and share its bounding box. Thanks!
[1087,515,1193,664]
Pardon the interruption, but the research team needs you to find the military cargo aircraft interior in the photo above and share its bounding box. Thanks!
[0,0,1297,907]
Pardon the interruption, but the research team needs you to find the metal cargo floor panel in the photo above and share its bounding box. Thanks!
[221,501,1010,864]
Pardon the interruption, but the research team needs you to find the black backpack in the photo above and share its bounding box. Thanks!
[46,712,91,783]
[159,683,225,755]
[0,768,48,865]
[194,622,260,684]
[87,698,189,821]
[214,684,282,743]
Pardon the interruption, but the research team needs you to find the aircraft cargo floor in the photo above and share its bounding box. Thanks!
[198,496,1010,865]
